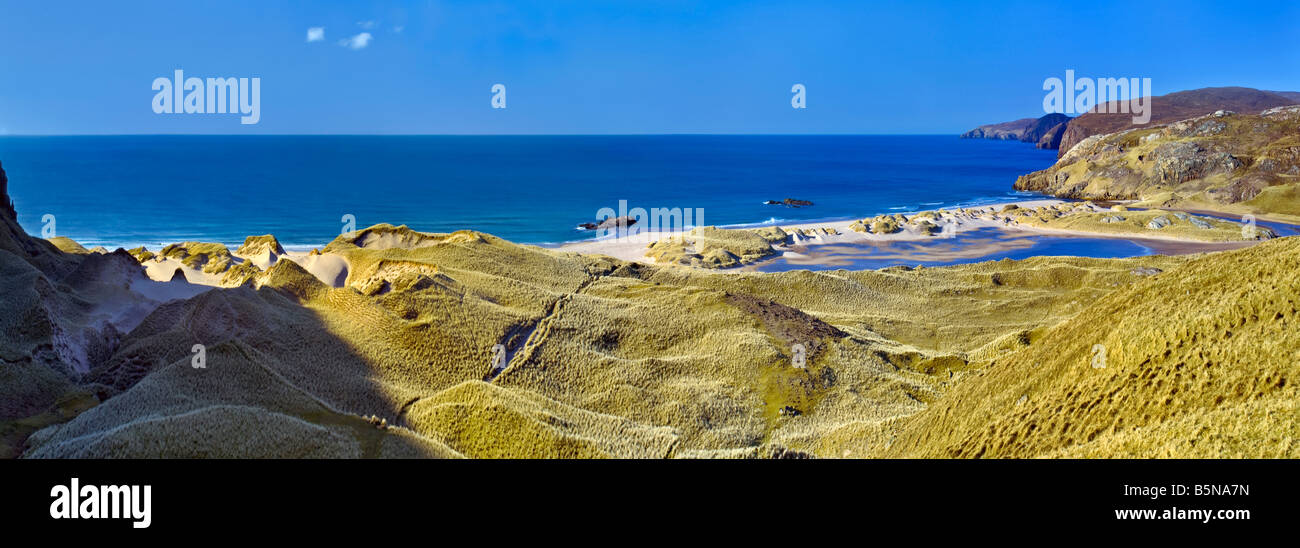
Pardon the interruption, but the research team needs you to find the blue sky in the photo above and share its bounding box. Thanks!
[0,0,1296,134]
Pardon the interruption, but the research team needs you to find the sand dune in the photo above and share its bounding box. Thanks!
[4,169,1298,457]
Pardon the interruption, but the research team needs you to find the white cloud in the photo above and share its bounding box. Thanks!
[393,25,404,33]
[306,27,325,42]
[357,20,376,30]
[340,32,372,50]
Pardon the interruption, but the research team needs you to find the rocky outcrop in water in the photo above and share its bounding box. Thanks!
[764,198,813,207]
[577,216,638,231]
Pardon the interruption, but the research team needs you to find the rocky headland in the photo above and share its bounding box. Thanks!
[961,113,1072,149]
[964,87,1298,155]
[1015,105,1300,223]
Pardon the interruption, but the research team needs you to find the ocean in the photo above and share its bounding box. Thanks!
[0,135,1059,250]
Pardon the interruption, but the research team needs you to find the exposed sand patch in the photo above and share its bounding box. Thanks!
[143,257,226,286]
[282,251,350,288]
[128,276,211,305]
[137,247,351,289]
[233,235,286,270]
[558,199,1066,263]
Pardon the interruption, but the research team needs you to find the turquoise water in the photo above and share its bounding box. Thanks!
[0,135,1057,249]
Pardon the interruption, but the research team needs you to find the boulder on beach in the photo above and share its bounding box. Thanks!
[1147,216,1173,230]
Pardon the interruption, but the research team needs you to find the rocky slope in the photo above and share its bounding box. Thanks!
[0,161,13,219]
[1015,106,1300,222]
[1056,87,1297,157]
[964,88,1297,154]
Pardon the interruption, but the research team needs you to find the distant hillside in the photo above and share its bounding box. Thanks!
[961,117,1036,140]
[1056,87,1298,157]
[964,87,1299,156]
[961,113,1071,148]
[1268,90,1300,103]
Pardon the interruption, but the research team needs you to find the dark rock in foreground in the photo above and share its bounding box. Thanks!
[0,161,13,219]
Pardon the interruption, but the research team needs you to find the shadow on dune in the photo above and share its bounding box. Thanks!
[2,164,692,458]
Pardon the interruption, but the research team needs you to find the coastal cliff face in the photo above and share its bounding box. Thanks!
[963,87,1297,155]
[961,113,1071,146]
[0,161,13,219]
[1015,105,1300,221]
[1035,119,1068,149]
[1055,87,1297,158]
[961,117,1036,140]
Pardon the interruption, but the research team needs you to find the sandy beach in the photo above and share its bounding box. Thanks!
[556,199,1063,260]
[118,196,1286,292]
[555,198,1264,269]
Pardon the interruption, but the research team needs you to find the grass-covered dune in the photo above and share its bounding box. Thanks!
[885,236,1300,458]
[3,159,1297,458]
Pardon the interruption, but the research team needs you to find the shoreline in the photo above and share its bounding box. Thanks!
[53,196,1296,288]
[554,198,1068,261]
[555,198,1285,266]
[53,194,1294,258]
[32,196,1050,254]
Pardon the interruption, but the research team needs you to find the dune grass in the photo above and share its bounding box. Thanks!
[7,212,1299,458]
